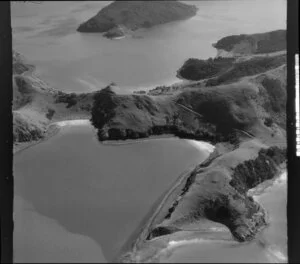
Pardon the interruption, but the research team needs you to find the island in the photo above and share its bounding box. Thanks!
[13,29,287,263]
[76,1,198,39]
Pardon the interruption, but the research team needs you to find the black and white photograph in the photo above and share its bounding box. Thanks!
[1,0,298,262]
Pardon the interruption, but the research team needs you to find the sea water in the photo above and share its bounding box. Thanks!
[11,0,286,93]
[13,122,211,262]
[158,172,287,263]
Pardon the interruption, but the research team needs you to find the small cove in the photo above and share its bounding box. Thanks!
[13,122,212,262]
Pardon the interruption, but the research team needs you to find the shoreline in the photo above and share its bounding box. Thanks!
[116,148,217,262]
[115,166,197,262]
[101,135,215,150]
[117,147,287,262]
[14,124,60,155]
[116,166,201,262]
[101,134,177,146]
[13,119,91,155]
[247,163,287,199]
[121,166,287,263]
[13,120,215,154]
[14,115,287,263]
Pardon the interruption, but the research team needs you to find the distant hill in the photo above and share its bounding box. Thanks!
[213,29,286,55]
[177,54,286,83]
[176,29,286,82]
[77,1,197,38]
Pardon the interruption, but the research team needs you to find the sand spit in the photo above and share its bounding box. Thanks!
[184,139,215,154]
[54,119,91,127]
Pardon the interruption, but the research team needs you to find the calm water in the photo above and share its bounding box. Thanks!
[158,173,287,263]
[13,122,210,262]
[12,1,287,262]
[11,0,286,93]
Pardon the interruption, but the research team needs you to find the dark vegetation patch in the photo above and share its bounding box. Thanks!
[261,77,286,113]
[164,169,199,220]
[15,76,32,94]
[91,87,118,129]
[13,77,33,110]
[80,104,92,112]
[229,146,286,194]
[13,115,44,143]
[146,226,181,240]
[256,30,286,54]
[13,51,34,75]
[179,86,258,133]
[55,92,78,108]
[264,117,273,127]
[77,1,198,34]
[78,17,115,33]
[256,75,286,128]
[214,34,250,52]
[91,84,260,143]
[206,55,286,86]
[177,57,234,81]
[13,62,33,75]
[213,29,286,54]
[46,108,55,120]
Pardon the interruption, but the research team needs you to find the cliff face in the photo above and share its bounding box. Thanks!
[77,1,197,37]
